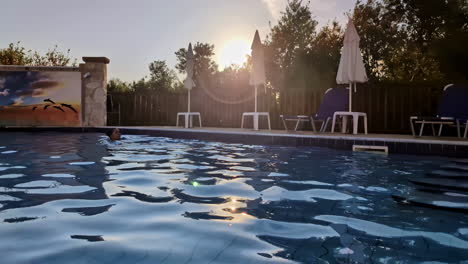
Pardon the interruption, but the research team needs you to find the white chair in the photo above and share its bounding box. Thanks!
[176,112,202,128]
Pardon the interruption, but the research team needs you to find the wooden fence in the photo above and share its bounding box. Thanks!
[108,82,444,134]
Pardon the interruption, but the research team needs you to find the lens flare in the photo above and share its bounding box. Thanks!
[218,39,250,69]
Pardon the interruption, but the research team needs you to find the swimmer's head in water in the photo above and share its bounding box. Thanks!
[106,128,121,141]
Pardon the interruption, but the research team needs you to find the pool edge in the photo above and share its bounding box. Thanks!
[1,126,467,157]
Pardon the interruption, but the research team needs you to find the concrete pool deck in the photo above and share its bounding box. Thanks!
[100,126,468,157]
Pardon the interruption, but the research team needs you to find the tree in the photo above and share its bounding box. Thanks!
[353,0,405,80]
[352,0,446,81]
[148,60,179,92]
[30,45,77,67]
[266,0,319,91]
[428,0,468,81]
[383,0,468,81]
[130,78,151,94]
[175,42,218,78]
[0,42,76,67]
[268,0,317,70]
[214,64,251,97]
[308,21,343,89]
[107,78,132,93]
[110,61,181,94]
[385,0,450,50]
[0,42,33,65]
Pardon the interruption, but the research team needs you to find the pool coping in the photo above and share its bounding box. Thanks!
[107,126,468,145]
[2,126,467,157]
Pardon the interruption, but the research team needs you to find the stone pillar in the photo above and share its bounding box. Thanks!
[80,57,110,127]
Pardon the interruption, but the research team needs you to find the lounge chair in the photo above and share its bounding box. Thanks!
[410,84,468,138]
[280,87,349,132]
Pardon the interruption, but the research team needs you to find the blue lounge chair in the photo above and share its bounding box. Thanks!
[410,84,468,138]
[280,87,349,132]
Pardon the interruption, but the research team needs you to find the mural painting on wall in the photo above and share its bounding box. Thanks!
[0,71,81,127]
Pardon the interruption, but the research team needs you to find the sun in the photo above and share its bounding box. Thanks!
[218,39,250,69]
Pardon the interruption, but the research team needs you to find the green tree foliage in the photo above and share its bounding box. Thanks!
[263,0,466,86]
[353,0,403,80]
[108,61,181,94]
[383,0,468,81]
[0,42,33,65]
[353,0,441,81]
[425,0,468,81]
[386,0,451,49]
[308,21,343,89]
[130,78,151,94]
[0,42,76,66]
[30,45,77,67]
[175,42,218,78]
[148,60,180,92]
[268,0,317,70]
[214,64,251,97]
[107,78,132,93]
[266,0,318,91]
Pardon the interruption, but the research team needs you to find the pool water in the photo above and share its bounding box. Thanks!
[0,132,467,263]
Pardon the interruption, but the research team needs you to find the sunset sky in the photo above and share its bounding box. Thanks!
[1,0,356,82]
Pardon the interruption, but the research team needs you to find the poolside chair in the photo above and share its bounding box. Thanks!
[280,87,349,132]
[410,84,468,138]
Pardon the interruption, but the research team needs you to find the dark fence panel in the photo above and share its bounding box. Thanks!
[352,83,442,133]
[108,82,444,134]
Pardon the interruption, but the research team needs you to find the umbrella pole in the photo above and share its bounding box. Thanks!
[254,85,258,130]
[187,90,191,128]
[254,85,257,112]
[188,89,191,113]
[349,83,352,112]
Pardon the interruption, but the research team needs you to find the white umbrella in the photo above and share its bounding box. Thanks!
[184,43,195,113]
[336,18,368,112]
[249,30,266,113]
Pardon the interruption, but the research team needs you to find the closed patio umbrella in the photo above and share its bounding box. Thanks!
[184,43,195,113]
[176,43,202,128]
[250,30,266,113]
[336,18,368,112]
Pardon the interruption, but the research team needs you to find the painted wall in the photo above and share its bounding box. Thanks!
[0,71,81,127]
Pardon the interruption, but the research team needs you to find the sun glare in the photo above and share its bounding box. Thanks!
[218,39,250,70]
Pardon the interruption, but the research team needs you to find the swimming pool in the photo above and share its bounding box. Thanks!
[0,132,467,263]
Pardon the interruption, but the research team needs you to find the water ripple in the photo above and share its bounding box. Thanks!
[0,132,465,263]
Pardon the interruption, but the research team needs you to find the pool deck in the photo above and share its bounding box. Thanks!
[2,125,467,156]
[102,126,468,157]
